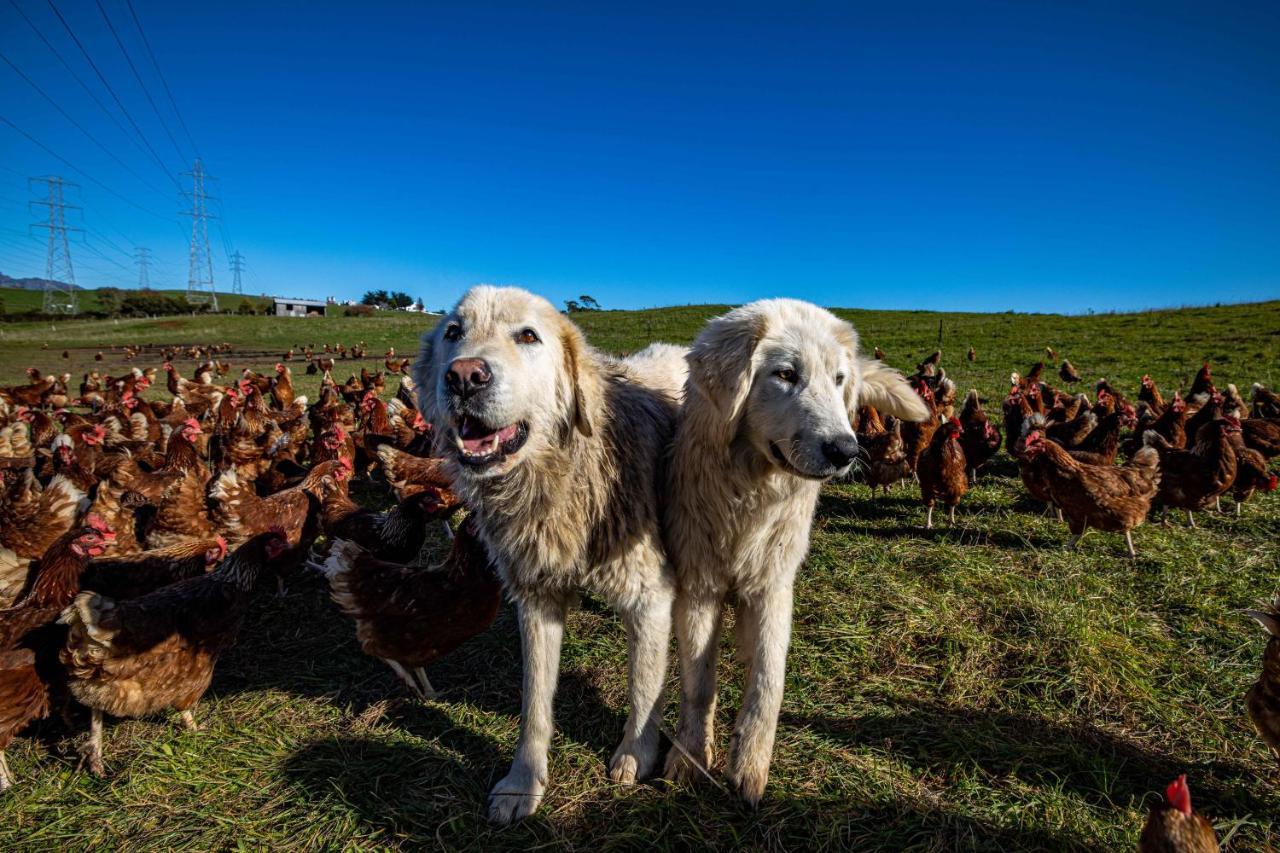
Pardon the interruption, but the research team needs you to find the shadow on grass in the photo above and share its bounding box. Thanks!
[281,734,1086,852]
[784,697,1277,820]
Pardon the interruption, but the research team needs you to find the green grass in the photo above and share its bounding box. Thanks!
[2,300,1279,851]
[0,286,270,317]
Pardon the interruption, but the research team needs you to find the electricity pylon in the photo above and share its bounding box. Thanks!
[29,176,81,314]
[229,249,244,295]
[181,159,218,310]
[135,247,152,290]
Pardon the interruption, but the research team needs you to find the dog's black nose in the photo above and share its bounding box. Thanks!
[821,436,858,468]
[446,358,492,398]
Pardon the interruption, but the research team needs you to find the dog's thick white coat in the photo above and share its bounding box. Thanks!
[663,299,927,804]
[413,286,685,824]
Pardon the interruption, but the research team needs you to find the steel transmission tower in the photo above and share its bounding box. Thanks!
[229,250,244,294]
[29,176,81,314]
[181,159,218,310]
[135,247,152,289]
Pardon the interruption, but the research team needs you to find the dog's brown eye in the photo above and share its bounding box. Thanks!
[835,373,846,386]
[774,368,797,384]
[517,328,540,345]
[443,324,463,342]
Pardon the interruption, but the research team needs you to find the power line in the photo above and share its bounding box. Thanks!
[43,0,183,190]
[92,0,188,163]
[0,113,175,221]
[122,0,199,157]
[0,49,172,199]
[6,0,163,185]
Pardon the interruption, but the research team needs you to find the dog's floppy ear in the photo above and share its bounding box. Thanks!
[410,324,438,422]
[559,315,600,438]
[687,308,767,433]
[855,356,930,422]
[412,322,454,458]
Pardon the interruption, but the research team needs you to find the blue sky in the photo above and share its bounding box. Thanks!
[1,1,1277,313]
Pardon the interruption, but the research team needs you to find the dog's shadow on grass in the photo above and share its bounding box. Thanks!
[785,698,1278,820]
[280,733,1085,852]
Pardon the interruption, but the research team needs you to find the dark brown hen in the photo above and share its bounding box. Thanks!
[59,531,289,776]
[312,520,500,699]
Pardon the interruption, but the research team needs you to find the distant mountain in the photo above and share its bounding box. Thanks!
[0,272,84,291]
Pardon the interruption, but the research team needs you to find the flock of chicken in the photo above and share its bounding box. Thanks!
[0,352,497,789]
[2,340,1279,848]
[856,352,1279,556]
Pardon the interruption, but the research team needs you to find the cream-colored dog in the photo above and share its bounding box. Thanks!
[412,286,685,824]
[662,299,928,804]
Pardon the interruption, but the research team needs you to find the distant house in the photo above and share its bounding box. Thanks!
[272,297,329,317]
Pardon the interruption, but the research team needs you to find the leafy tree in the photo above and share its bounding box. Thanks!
[361,289,390,307]
[97,287,122,315]
[236,297,258,315]
[565,299,581,313]
[579,294,600,310]
[389,291,414,309]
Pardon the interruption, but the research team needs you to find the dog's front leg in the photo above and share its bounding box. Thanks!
[725,585,793,807]
[489,593,567,825]
[664,590,723,783]
[610,577,675,784]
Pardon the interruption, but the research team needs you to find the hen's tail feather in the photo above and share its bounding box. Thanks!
[58,591,118,667]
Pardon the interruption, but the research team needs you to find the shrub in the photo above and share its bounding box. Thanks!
[344,304,376,317]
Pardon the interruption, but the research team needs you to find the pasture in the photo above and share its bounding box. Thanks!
[2,299,1279,851]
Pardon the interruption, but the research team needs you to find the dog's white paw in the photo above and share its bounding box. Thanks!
[488,769,545,825]
[662,736,715,784]
[608,736,656,785]
[725,749,770,807]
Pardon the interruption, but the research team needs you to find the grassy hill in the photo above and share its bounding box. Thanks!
[0,285,270,316]
[1,300,1278,850]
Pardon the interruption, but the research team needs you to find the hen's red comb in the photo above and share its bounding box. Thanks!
[85,514,114,536]
[1165,775,1192,815]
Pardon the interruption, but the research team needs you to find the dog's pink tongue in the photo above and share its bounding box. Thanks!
[460,422,517,453]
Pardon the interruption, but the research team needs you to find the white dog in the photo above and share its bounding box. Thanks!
[412,286,685,824]
[662,299,928,804]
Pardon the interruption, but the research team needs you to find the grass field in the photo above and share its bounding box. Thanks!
[0,286,271,317]
[2,299,1279,851]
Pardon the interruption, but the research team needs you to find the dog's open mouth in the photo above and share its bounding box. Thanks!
[769,442,833,481]
[455,415,528,467]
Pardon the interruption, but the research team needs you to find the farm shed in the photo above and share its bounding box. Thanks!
[272,297,329,317]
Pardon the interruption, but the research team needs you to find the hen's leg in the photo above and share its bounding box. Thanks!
[610,576,674,785]
[1236,501,1243,518]
[925,505,934,529]
[384,658,426,700]
[78,708,105,777]
[0,750,11,791]
[180,709,200,732]
[489,594,567,825]
[1215,496,1222,513]
[948,505,957,525]
[665,591,723,783]
[1125,530,1136,559]
[1187,511,1196,528]
[412,667,437,699]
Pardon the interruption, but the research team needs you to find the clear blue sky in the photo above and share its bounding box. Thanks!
[2,1,1277,312]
